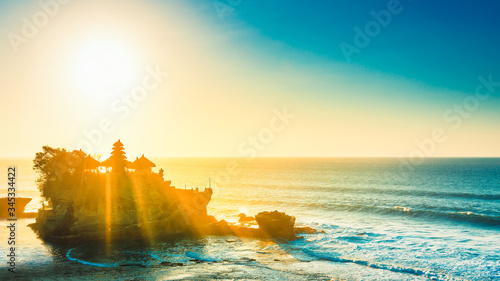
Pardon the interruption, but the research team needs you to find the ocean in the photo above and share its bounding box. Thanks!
[0,157,499,280]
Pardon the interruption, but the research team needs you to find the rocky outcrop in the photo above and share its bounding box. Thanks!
[195,211,313,240]
[294,226,318,234]
[255,210,297,240]
[30,173,214,244]
[31,144,318,244]
[238,213,255,222]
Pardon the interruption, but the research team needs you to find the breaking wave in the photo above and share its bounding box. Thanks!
[301,248,445,280]
[302,202,500,227]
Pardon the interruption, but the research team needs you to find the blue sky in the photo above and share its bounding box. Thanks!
[183,0,500,94]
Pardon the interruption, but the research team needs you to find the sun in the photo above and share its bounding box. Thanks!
[70,36,140,99]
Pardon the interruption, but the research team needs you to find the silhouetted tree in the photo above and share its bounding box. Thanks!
[33,146,84,200]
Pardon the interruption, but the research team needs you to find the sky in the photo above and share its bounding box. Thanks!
[0,0,499,158]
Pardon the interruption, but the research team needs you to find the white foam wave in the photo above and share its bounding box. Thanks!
[66,248,118,268]
[394,206,411,212]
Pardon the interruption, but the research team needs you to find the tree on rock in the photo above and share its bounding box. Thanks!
[33,146,85,201]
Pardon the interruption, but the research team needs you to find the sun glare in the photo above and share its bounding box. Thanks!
[70,36,140,99]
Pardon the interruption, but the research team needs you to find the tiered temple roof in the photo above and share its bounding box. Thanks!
[98,140,156,173]
[80,155,101,171]
[132,154,156,171]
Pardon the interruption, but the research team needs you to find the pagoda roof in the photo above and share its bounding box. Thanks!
[132,154,156,169]
[81,155,100,169]
[99,157,113,167]
[113,139,124,147]
[111,149,126,155]
[100,156,132,168]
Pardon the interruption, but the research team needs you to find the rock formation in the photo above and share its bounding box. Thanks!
[255,210,297,240]
[238,213,255,222]
[29,142,213,244]
[30,142,316,244]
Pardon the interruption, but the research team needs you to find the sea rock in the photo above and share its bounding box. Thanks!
[194,219,231,236]
[294,226,317,234]
[160,261,184,267]
[255,210,296,240]
[238,213,255,222]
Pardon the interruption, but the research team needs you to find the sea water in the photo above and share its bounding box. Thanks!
[0,158,498,280]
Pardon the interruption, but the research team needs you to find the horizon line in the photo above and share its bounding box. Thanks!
[2,156,500,159]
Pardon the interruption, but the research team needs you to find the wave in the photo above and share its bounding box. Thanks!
[396,189,500,201]
[66,248,118,268]
[392,207,500,227]
[295,184,500,201]
[394,206,411,212]
[304,202,500,227]
[301,248,445,280]
[185,251,220,262]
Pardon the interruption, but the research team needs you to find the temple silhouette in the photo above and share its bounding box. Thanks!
[30,140,308,243]
[30,140,214,243]
[80,139,161,176]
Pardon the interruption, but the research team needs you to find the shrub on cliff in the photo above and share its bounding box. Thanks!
[33,146,86,201]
